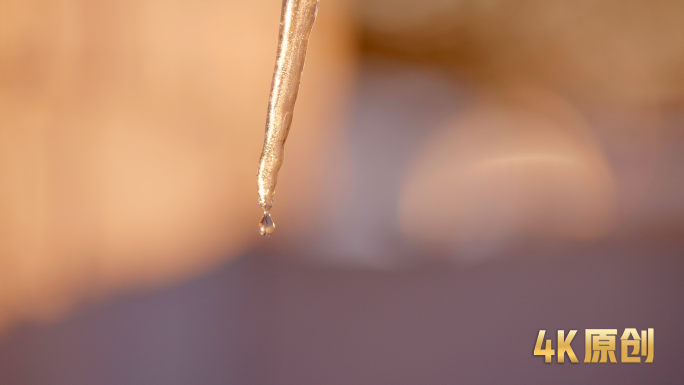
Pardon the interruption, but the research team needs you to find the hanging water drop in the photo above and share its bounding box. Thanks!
[259,212,275,237]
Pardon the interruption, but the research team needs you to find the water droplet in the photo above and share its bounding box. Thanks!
[259,213,275,237]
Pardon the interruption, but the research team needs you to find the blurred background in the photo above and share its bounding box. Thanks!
[1,0,683,383]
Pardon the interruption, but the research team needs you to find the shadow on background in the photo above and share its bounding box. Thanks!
[1,241,683,384]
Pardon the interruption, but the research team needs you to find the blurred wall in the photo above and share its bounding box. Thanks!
[0,0,356,331]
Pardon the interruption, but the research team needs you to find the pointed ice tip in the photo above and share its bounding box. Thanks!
[259,213,275,237]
